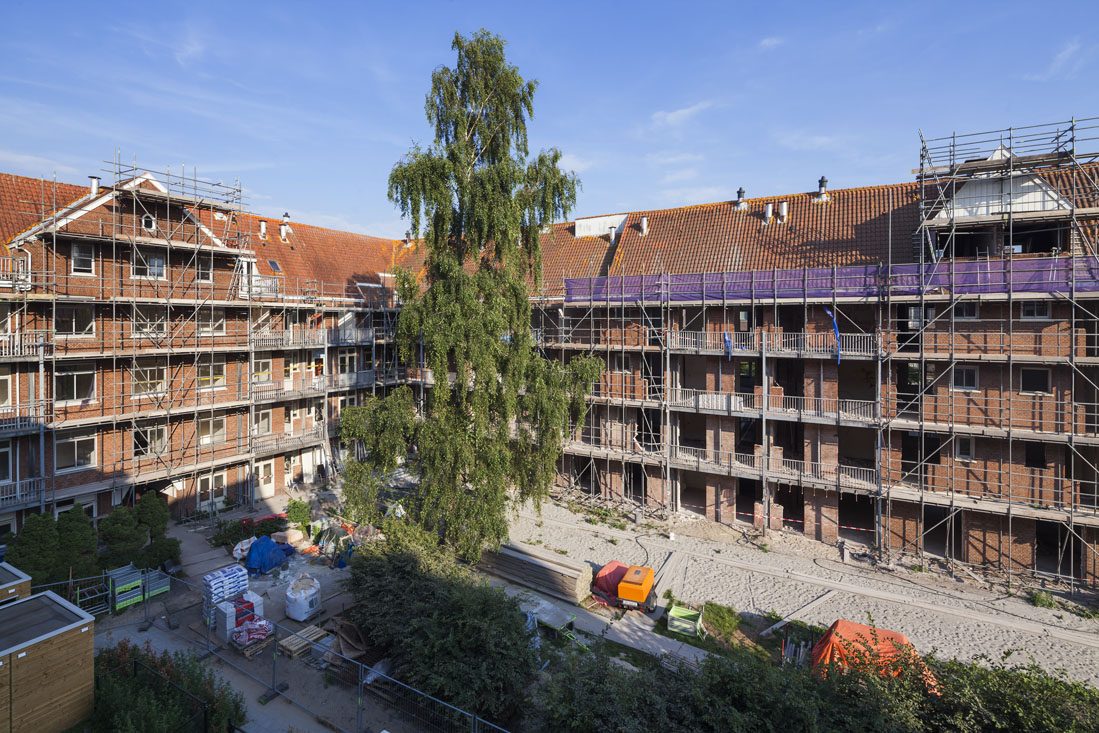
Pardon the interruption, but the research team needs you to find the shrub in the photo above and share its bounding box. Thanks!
[141,536,182,571]
[1027,589,1057,609]
[5,512,60,584]
[285,498,312,528]
[98,506,147,571]
[56,505,100,580]
[135,491,171,538]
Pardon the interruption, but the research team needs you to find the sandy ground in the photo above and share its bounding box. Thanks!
[511,500,1099,685]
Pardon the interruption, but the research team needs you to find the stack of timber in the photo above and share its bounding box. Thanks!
[479,543,593,604]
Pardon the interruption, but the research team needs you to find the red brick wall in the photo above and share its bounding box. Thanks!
[963,511,1035,572]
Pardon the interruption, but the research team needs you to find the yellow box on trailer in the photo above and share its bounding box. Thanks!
[617,565,654,606]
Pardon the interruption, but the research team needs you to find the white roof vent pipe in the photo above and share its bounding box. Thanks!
[88,176,100,196]
[816,175,830,202]
[608,225,616,245]
[735,187,747,211]
[280,213,291,240]
[764,202,773,223]
[259,220,267,239]
[779,201,788,223]
[641,216,648,236]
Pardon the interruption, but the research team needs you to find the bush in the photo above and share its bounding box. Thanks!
[141,536,181,571]
[93,640,246,732]
[98,506,147,571]
[5,512,60,584]
[56,505,100,580]
[285,498,312,528]
[135,491,170,538]
[346,518,537,721]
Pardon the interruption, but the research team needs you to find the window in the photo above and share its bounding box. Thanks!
[0,440,10,483]
[0,366,9,407]
[196,258,212,282]
[198,359,225,390]
[337,395,356,415]
[253,409,272,436]
[953,366,978,391]
[141,214,156,232]
[198,416,225,445]
[1020,301,1051,320]
[1025,442,1047,469]
[338,348,356,374]
[0,304,10,334]
[198,307,225,335]
[55,363,95,403]
[267,259,282,274]
[133,305,167,337]
[955,301,978,320]
[56,430,95,471]
[133,424,167,457]
[612,353,628,372]
[71,243,94,275]
[1020,368,1050,393]
[257,460,275,493]
[198,472,226,504]
[56,305,94,336]
[955,436,974,462]
[253,356,272,383]
[133,248,166,279]
[133,360,167,396]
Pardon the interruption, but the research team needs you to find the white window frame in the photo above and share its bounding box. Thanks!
[253,356,273,383]
[55,363,96,404]
[198,306,226,336]
[197,359,226,390]
[1020,367,1051,394]
[133,305,168,337]
[141,214,156,233]
[1020,301,1051,320]
[952,366,978,391]
[56,430,96,473]
[253,409,272,436]
[198,416,226,446]
[196,258,213,282]
[132,247,167,280]
[612,353,628,373]
[71,242,95,276]
[0,440,11,484]
[955,436,974,462]
[955,301,978,320]
[133,360,167,398]
[257,460,275,492]
[133,424,167,457]
[338,348,357,375]
[0,366,9,408]
[198,471,226,505]
[56,304,95,337]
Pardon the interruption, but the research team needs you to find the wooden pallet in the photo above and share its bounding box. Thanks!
[233,632,275,660]
[277,625,328,658]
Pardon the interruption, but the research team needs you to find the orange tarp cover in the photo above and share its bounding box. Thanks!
[810,620,939,691]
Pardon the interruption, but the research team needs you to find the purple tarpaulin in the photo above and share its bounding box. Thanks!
[563,256,1099,304]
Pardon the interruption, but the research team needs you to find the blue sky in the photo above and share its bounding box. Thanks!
[1,1,1097,238]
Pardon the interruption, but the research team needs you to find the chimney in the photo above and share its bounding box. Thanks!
[280,212,290,240]
[764,202,773,223]
[641,216,648,236]
[259,220,267,239]
[779,201,788,223]
[736,187,748,211]
[608,225,616,245]
[816,175,830,202]
[88,176,100,196]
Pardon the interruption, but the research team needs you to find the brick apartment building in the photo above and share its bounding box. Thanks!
[2,117,1097,586]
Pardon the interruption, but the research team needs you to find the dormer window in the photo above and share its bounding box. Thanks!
[141,214,155,232]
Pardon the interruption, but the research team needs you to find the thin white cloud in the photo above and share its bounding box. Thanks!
[758,37,784,50]
[660,167,698,184]
[645,151,703,166]
[0,150,79,177]
[1024,39,1084,81]
[559,152,594,173]
[651,100,714,128]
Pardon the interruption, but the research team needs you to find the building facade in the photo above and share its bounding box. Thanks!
[2,117,1097,587]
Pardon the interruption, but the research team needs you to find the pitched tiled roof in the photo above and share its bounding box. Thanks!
[0,173,89,245]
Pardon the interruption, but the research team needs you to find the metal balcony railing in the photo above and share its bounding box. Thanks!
[327,327,375,345]
[0,400,51,433]
[667,388,877,423]
[0,477,46,510]
[252,424,325,456]
[250,327,327,349]
[0,330,50,357]
[327,370,376,390]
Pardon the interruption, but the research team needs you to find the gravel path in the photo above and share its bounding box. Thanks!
[512,501,1099,685]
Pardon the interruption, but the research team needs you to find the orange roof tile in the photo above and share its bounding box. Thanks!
[0,173,89,244]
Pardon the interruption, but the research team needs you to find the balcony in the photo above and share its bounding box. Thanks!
[668,388,877,424]
[328,327,375,345]
[666,329,880,359]
[0,477,46,511]
[669,445,877,491]
[328,370,376,390]
[0,330,50,358]
[253,424,325,457]
[250,327,326,349]
[0,401,51,434]
[252,375,327,402]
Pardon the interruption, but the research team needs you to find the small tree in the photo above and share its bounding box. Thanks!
[55,505,100,580]
[6,512,60,585]
[135,491,170,539]
[99,506,146,570]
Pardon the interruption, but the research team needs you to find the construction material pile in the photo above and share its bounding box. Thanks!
[479,543,593,604]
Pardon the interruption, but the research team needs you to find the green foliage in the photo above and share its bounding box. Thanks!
[702,601,741,642]
[285,498,312,527]
[140,536,181,571]
[346,518,537,720]
[6,512,60,584]
[55,505,100,580]
[528,634,1099,733]
[209,518,250,549]
[134,492,170,539]
[339,461,382,526]
[1028,589,1057,609]
[365,29,602,561]
[93,640,246,732]
[98,506,147,571]
[339,387,416,475]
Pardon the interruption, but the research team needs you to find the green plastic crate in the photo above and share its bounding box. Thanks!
[668,605,704,638]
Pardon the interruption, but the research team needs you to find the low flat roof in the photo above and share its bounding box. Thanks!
[0,561,31,589]
[0,591,94,657]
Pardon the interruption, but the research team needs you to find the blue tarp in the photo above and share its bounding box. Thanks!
[245,536,295,576]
